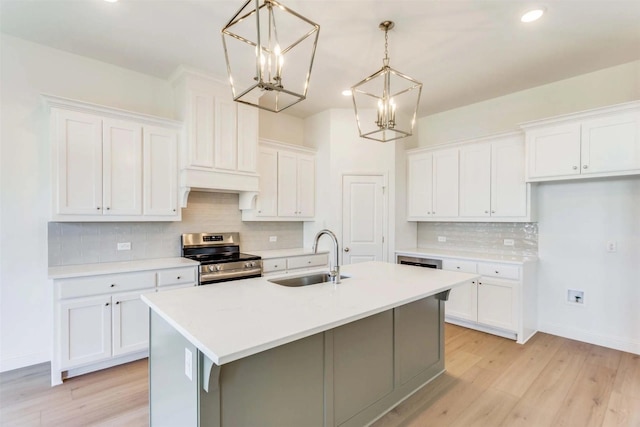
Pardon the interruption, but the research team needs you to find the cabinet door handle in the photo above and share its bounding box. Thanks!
[344,247,350,252]
[105,302,110,306]
[484,210,489,214]
[106,207,110,210]
[115,301,120,305]
[274,264,278,268]
[472,281,476,284]
[110,284,116,287]
[456,266,460,269]
[491,210,495,214]
[573,166,578,170]
[583,165,588,169]
[177,276,181,280]
[97,207,101,210]
[495,270,499,274]
[173,209,176,212]
[478,282,482,285]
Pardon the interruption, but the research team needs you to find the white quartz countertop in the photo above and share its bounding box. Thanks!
[247,248,328,259]
[48,257,199,279]
[142,261,478,366]
[395,248,537,265]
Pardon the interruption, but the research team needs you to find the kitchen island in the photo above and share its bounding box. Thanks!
[142,261,478,427]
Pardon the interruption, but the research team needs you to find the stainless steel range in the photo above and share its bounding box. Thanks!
[181,232,262,285]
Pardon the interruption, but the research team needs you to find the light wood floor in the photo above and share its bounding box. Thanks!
[1,325,639,426]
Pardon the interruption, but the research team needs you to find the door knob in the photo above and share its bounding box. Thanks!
[344,247,350,252]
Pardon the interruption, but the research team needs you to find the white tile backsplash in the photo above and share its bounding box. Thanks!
[48,192,303,266]
[417,222,538,256]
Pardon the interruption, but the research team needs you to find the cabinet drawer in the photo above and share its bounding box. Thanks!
[287,254,329,270]
[58,271,156,299]
[263,258,287,274]
[157,267,197,287]
[477,263,519,280]
[442,259,477,273]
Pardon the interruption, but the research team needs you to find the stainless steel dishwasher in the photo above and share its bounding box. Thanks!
[396,255,442,269]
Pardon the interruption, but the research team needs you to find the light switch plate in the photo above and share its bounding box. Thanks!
[117,242,131,251]
[437,236,446,243]
[503,239,515,246]
[269,236,277,242]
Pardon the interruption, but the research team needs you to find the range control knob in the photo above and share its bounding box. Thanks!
[245,261,256,268]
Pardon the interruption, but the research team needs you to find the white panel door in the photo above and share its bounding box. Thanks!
[189,91,215,168]
[236,104,258,173]
[54,109,103,215]
[342,175,385,264]
[581,112,640,174]
[277,151,298,216]
[112,290,151,357]
[60,295,112,369]
[214,97,238,170]
[459,143,491,217]
[296,154,315,217]
[407,152,433,218]
[526,123,581,179]
[491,136,527,217]
[477,278,518,332]
[256,147,279,217]
[143,126,178,216]
[432,148,459,217]
[102,119,143,215]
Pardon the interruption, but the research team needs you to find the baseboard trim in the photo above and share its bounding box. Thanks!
[539,322,640,355]
[0,351,50,373]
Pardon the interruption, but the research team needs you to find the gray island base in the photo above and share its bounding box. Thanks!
[143,261,479,426]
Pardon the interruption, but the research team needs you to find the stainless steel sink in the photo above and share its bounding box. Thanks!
[269,272,349,287]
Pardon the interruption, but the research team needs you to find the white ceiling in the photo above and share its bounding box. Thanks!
[1,0,639,118]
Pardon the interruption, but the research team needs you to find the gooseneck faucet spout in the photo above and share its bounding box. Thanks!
[313,229,341,284]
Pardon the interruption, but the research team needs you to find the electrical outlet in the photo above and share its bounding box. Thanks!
[567,289,585,305]
[269,235,277,242]
[117,242,131,251]
[184,348,193,380]
[606,241,617,252]
[437,236,446,243]
[503,239,515,246]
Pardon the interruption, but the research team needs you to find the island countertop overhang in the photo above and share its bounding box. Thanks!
[142,261,479,365]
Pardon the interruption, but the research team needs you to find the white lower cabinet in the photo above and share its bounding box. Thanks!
[52,263,197,385]
[442,257,536,344]
[60,295,113,369]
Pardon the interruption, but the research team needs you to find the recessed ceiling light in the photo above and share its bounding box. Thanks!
[521,8,545,23]
[342,89,352,96]
[104,0,118,3]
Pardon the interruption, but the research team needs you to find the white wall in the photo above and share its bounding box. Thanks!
[259,110,305,145]
[537,177,640,354]
[303,109,398,262]
[418,61,640,146]
[0,35,175,371]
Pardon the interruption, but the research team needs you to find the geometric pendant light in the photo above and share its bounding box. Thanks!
[351,21,422,142]
[221,0,320,113]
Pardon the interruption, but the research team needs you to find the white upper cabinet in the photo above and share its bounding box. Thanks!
[523,102,640,182]
[407,147,459,220]
[47,95,182,222]
[409,132,531,222]
[172,69,260,208]
[143,126,178,216]
[459,142,491,217]
[255,146,279,217]
[242,140,316,221]
[102,119,143,216]
[54,109,103,216]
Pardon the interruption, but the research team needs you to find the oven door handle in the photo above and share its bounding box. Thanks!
[200,267,263,283]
